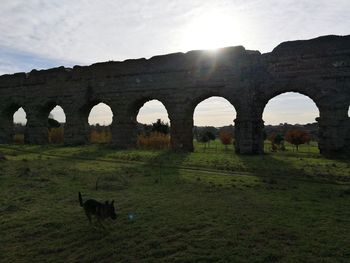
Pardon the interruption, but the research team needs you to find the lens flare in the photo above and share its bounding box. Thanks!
[183,9,243,50]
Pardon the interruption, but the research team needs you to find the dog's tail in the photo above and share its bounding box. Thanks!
[78,192,83,207]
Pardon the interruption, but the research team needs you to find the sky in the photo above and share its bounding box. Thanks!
[3,0,350,126]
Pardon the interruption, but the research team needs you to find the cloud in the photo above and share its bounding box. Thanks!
[1,0,349,126]
[1,0,349,69]
[0,45,78,74]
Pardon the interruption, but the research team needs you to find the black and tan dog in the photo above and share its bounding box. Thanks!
[79,192,117,227]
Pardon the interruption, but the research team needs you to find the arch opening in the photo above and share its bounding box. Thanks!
[13,107,27,144]
[263,92,320,152]
[193,96,236,151]
[136,99,170,149]
[47,105,66,144]
[88,102,113,144]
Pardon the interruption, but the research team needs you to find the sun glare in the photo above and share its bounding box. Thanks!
[183,10,241,50]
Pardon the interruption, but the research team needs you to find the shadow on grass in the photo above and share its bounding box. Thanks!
[236,152,346,184]
[139,150,190,184]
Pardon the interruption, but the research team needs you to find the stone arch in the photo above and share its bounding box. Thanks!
[262,91,320,152]
[78,99,114,121]
[193,96,237,151]
[127,96,172,121]
[136,99,170,125]
[25,101,68,144]
[112,95,171,149]
[258,89,323,120]
[172,91,240,152]
[259,90,322,153]
[13,107,27,125]
[0,102,28,144]
[136,99,171,148]
[49,105,66,123]
[186,90,241,118]
[63,97,116,145]
[193,96,237,127]
[262,92,320,124]
[13,107,27,144]
[88,102,113,126]
[257,84,349,154]
[85,101,114,144]
[47,105,66,143]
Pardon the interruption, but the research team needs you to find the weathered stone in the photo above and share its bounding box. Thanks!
[0,35,349,155]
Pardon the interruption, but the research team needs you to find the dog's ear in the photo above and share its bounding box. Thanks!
[111,200,114,205]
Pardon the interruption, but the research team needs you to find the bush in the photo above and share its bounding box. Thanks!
[13,134,24,144]
[285,130,311,151]
[152,119,170,134]
[137,132,170,149]
[48,127,64,143]
[89,130,112,144]
[219,130,233,149]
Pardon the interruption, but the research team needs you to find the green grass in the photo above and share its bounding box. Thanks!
[0,142,349,262]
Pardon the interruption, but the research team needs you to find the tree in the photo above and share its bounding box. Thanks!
[285,130,311,151]
[196,128,216,147]
[198,133,210,144]
[205,131,215,141]
[219,130,233,149]
[268,133,284,151]
[152,119,169,135]
[197,132,210,150]
[48,118,60,129]
[268,133,284,145]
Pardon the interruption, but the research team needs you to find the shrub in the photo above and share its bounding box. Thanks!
[285,130,311,151]
[152,119,170,134]
[90,130,112,144]
[219,130,233,149]
[268,133,284,151]
[48,127,64,143]
[13,134,24,144]
[137,132,170,149]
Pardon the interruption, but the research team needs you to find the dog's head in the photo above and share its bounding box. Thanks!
[104,200,117,220]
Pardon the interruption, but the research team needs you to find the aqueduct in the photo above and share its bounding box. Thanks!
[0,35,349,155]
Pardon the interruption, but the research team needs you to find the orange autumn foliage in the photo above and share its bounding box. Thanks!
[137,132,170,149]
[48,127,64,143]
[219,130,233,148]
[285,130,311,151]
[89,130,112,144]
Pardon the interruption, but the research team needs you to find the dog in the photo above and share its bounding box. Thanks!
[78,192,117,227]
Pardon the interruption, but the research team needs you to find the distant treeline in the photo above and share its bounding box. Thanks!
[13,121,319,142]
[264,122,318,141]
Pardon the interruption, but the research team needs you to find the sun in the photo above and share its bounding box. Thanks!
[183,10,241,50]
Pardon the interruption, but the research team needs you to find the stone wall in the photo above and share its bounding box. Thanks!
[0,35,349,155]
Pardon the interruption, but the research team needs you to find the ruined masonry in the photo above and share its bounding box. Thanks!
[0,35,349,155]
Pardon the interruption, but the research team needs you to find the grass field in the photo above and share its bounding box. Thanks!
[0,141,349,262]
